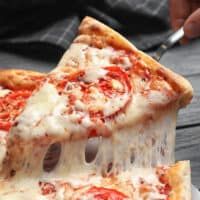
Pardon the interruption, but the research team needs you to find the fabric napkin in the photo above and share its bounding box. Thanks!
[0,0,172,50]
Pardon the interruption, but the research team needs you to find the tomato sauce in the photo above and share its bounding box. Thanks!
[49,66,132,131]
[39,181,56,195]
[0,90,32,131]
[86,186,127,200]
[156,167,172,198]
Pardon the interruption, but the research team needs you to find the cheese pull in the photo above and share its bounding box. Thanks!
[3,105,176,181]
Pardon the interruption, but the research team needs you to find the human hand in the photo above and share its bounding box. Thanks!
[169,0,200,40]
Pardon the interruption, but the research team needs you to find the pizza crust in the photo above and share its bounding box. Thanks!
[0,69,44,90]
[59,16,193,108]
[80,161,189,199]
[137,51,193,108]
[166,160,191,200]
[76,16,137,51]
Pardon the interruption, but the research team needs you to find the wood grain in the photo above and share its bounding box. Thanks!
[158,39,200,127]
[176,126,200,188]
[160,41,200,188]
[177,75,200,127]
[160,40,200,77]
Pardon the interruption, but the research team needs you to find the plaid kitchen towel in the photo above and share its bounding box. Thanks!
[0,0,171,51]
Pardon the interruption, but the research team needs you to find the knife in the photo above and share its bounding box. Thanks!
[152,27,184,61]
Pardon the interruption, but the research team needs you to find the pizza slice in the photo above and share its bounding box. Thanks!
[0,69,44,91]
[58,16,192,104]
[8,16,192,166]
[0,69,45,132]
[55,17,193,166]
[68,161,191,200]
[0,17,193,200]
[0,160,191,200]
[0,69,45,171]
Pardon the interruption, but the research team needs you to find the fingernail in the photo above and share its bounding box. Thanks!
[185,22,200,38]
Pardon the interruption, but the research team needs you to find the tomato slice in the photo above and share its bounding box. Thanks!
[61,66,131,119]
[0,90,32,132]
[39,181,56,195]
[99,66,131,98]
[86,186,128,200]
[49,66,132,137]
[0,121,11,131]
[156,167,172,198]
[46,66,133,137]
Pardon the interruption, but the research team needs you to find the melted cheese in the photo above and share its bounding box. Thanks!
[57,43,132,70]
[0,73,178,200]
[82,67,107,83]
[0,131,7,171]
[0,193,47,200]
[0,106,177,199]
[0,89,11,97]
[103,93,129,116]
[0,46,180,200]
[119,169,167,200]
[11,83,68,139]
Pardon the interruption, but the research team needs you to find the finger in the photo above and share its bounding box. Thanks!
[180,37,189,45]
[169,0,191,30]
[184,8,200,38]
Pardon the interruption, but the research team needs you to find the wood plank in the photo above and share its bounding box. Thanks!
[176,126,200,188]
[149,39,200,127]
[177,75,200,127]
[160,39,200,76]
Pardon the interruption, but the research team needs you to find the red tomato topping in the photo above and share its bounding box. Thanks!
[156,167,172,197]
[156,167,169,184]
[83,66,131,118]
[0,90,32,131]
[50,66,132,134]
[68,94,77,105]
[86,186,128,200]
[131,61,151,81]
[0,121,11,131]
[157,184,171,196]
[105,66,131,90]
[88,129,98,137]
[39,181,56,195]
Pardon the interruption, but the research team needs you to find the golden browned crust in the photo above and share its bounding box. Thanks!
[137,51,193,108]
[166,161,191,200]
[76,17,137,51]
[66,16,193,108]
[0,69,44,91]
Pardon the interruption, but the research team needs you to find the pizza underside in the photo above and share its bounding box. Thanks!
[0,17,193,200]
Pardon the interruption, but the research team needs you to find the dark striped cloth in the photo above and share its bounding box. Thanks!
[0,0,171,50]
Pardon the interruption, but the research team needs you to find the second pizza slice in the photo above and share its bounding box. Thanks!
[0,17,193,200]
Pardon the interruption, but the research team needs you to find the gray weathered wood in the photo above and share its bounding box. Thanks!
[157,39,200,127]
[176,126,200,188]
[155,41,200,188]
[160,39,200,76]
[177,75,200,127]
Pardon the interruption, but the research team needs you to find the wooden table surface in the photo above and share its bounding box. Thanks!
[160,40,200,188]
[0,39,199,188]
